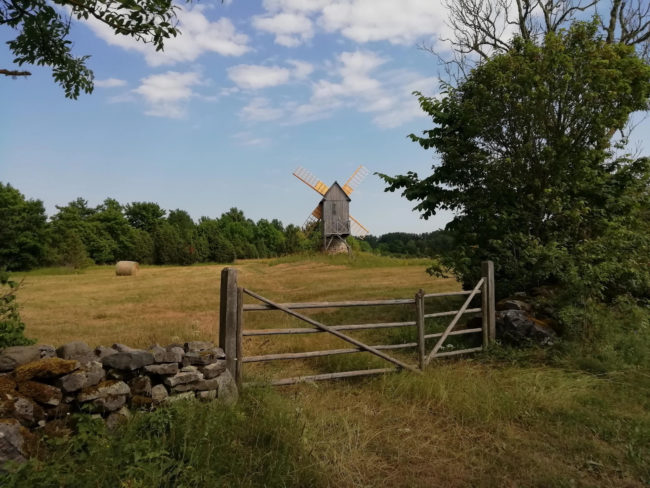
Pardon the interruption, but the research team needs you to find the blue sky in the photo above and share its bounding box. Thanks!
[1,0,648,235]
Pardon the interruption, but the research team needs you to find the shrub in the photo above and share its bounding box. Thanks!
[0,272,35,348]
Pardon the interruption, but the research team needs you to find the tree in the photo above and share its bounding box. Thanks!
[381,22,650,299]
[0,182,48,270]
[1,0,181,98]
[125,202,166,233]
[435,0,650,77]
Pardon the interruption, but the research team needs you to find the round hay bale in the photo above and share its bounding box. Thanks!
[115,261,139,276]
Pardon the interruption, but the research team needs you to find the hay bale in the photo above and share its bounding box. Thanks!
[115,261,139,276]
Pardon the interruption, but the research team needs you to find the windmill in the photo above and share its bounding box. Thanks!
[293,165,370,253]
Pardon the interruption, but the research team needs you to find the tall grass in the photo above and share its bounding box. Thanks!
[1,388,326,488]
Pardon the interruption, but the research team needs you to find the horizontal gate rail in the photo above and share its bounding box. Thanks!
[243,298,415,311]
[270,368,398,386]
[243,320,415,336]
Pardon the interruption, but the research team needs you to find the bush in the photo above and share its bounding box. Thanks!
[0,272,35,348]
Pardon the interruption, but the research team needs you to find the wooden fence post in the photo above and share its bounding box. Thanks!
[415,289,425,370]
[219,267,238,377]
[481,261,496,345]
[235,287,243,387]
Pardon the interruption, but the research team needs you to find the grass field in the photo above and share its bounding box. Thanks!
[11,254,650,487]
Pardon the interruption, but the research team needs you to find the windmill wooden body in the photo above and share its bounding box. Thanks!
[293,165,370,253]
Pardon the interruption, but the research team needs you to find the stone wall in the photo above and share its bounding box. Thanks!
[0,341,237,466]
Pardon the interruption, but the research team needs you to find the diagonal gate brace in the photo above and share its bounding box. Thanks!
[424,278,484,367]
[243,288,420,374]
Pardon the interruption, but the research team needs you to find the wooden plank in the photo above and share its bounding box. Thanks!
[416,289,425,370]
[485,261,496,343]
[423,327,482,340]
[430,347,483,358]
[481,261,489,349]
[270,368,397,386]
[423,290,479,298]
[243,298,415,311]
[242,321,416,336]
[235,287,243,387]
[243,342,419,363]
[424,307,481,319]
[219,267,238,377]
[424,278,484,366]
[243,288,420,373]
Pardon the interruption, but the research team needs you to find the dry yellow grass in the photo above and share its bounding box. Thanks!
[15,256,455,349]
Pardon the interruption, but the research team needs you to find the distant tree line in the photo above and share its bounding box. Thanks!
[0,183,450,271]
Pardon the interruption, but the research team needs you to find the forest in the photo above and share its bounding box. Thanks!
[0,182,451,271]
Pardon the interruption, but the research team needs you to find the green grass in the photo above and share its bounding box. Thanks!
[1,389,325,488]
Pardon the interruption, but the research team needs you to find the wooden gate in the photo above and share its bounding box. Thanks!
[219,261,495,386]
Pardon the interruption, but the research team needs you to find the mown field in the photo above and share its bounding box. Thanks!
[9,254,650,487]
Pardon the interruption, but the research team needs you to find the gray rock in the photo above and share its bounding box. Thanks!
[0,346,42,372]
[17,381,62,406]
[195,378,219,391]
[13,396,45,425]
[57,361,105,393]
[197,390,217,400]
[56,342,94,364]
[180,365,198,372]
[151,384,168,403]
[496,310,557,346]
[164,346,185,363]
[171,383,200,393]
[106,406,130,431]
[78,380,130,402]
[184,341,213,352]
[183,348,225,366]
[164,371,203,387]
[85,361,105,387]
[112,343,136,353]
[496,299,533,313]
[200,360,226,379]
[144,363,179,375]
[101,351,154,370]
[149,345,166,363]
[216,370,238,406]
[128,376,152,397]
[92,394,126,413]
[95,346,118,360]
[38,345,56,359]
[0,419,30,466]
[165,392,195,403]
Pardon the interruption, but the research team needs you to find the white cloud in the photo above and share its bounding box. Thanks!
[262,0,331,13]
[232,131,272,147]
[227,60,313,90]
[95,78,127,88]
[133,71,204,118]
[287,60,314,79]
[227,65,291,90]
[253,0,450,46]
[84,5,249,66]
[252,12,313,47]
[319,0,448,45]
[270,50,437,128]
[240,97,285,121]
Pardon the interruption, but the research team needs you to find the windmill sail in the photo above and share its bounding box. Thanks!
[350,215,370,238]
[293,167,329,195]
[342,165,369,196]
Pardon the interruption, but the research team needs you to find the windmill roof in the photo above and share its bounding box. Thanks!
[321,181,351,202]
